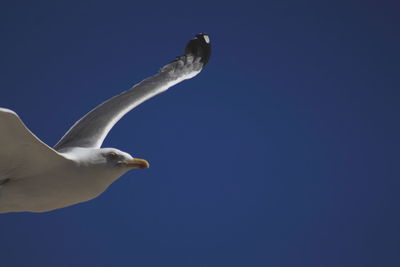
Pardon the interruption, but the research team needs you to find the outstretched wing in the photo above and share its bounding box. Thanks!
[0,108,67,181]
[54,33,211,150]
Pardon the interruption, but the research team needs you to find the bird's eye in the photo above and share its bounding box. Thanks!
[107,152,118,160]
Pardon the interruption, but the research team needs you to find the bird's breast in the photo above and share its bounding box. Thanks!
[0,163,119,213]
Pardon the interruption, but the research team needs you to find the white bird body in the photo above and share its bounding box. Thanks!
[0,34,211,213]
[0,148,127,213]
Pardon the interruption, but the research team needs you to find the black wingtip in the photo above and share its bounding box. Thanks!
[184,33,211,66]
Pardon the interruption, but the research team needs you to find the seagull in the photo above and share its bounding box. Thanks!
[0,33,211,213]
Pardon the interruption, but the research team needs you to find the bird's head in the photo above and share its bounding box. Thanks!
[57,147,150,200]
[62,147,149,172]
[98,148,149,170]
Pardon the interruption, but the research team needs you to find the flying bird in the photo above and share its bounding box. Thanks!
[0,33,211,213]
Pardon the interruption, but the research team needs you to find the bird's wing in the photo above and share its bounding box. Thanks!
[0,108,67,181]
[54,33,211,150]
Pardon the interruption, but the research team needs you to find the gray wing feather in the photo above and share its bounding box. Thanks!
[54,34,211,150]
[0,108,66,180]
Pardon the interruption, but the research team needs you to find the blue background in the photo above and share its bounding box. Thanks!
[1,1,399,266]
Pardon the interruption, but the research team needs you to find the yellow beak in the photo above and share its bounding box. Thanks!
[119,158,150,169]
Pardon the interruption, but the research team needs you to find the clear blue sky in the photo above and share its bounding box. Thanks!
[1,1,399,266]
